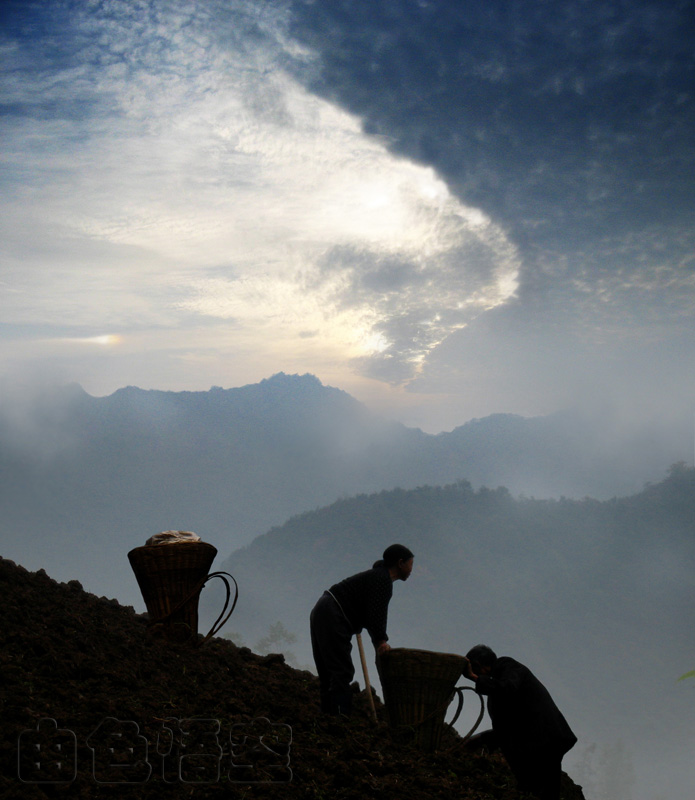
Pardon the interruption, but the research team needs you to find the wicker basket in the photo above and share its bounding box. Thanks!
[128,542,218,642]
[378,647,467,752]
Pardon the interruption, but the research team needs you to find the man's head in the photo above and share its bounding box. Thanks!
[466,644,497,676]
[383,543,414,581]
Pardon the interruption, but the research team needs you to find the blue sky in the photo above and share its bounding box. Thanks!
[1,0,693,431]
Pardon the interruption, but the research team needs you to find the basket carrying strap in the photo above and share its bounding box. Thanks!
[152,570,239,646]
[448,685,486,744]
[395,682,485,745]
[198,571,239,645]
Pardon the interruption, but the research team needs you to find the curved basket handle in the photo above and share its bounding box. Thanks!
[197,571,239,646]
[448,685,485,744]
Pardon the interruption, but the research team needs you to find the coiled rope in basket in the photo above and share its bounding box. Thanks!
[128,542,237,645]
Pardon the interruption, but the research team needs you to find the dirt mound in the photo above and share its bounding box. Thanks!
[0,556,585,799]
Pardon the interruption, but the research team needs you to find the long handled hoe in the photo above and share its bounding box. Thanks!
[356,633,378,723]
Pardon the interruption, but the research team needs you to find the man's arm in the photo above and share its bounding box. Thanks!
[365,572,393,647]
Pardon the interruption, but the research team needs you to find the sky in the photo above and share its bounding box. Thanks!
[1,0,693,432]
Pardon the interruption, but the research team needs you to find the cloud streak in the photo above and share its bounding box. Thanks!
[0,0,692,429]
[0,0,519,386]
[285,0,695,324]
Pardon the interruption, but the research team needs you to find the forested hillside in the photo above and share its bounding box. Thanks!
[218,465,695,800]
[0,373,689,607]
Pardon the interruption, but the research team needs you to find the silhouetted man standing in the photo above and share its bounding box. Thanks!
[464,644,577,800]
[310,544,414,716]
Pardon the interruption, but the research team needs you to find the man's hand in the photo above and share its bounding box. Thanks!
[376,641,391,656]
[463,656,478,681]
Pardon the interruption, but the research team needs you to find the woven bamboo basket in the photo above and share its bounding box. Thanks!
[378,647,468,752]
[128,542,218,642]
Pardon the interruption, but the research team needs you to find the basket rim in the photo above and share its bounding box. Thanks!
[381,647,467,661]
[128,541,217,556]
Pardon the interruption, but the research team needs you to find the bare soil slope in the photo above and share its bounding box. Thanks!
[0,557,585,799]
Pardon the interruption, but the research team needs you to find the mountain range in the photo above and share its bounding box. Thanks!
[1,372,692,799]
[0,372,690,607]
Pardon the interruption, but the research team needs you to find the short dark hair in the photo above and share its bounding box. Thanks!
[372,544,414,569]
[466,644,497,669]
[382,543,414,568]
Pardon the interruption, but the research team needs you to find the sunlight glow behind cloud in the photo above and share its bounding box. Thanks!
[0,0,519,385]
[63,335,122,346]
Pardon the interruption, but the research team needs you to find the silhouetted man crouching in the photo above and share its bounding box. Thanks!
[464,644,577,800]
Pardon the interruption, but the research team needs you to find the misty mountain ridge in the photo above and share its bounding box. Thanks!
[3,371,688,490]
[1,371,690,607]
[2,372,692,798]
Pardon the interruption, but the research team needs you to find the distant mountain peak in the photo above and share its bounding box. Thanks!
[262,371,323,387]
[258,372,324,394]
[96,374,342,405]
[253,372,358,409]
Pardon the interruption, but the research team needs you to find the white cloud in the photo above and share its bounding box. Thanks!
[0,0,519,386]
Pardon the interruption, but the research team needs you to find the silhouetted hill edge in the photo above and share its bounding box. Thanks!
[0,555,587,799]
[216,465,695,800]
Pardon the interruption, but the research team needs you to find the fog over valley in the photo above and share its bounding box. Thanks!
[1,374,693,800]
[217,465,695,800]
[1,372,691,600]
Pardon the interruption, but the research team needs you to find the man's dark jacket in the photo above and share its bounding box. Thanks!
[475,656,577,759]
[328,565,392,645]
